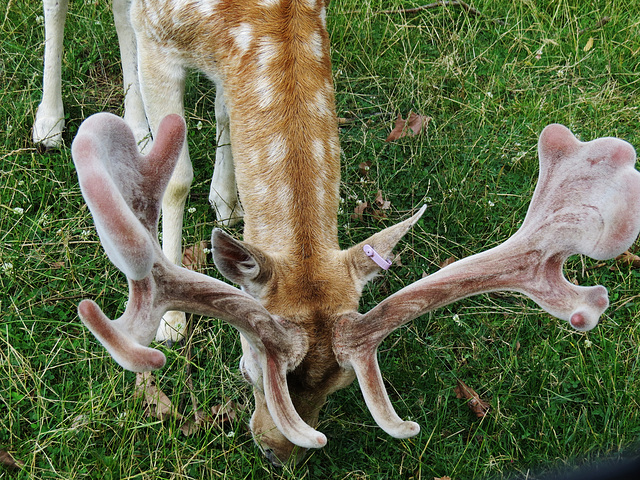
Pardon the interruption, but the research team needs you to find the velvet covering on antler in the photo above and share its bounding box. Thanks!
[333,124,640,439]
[71,112,327,449]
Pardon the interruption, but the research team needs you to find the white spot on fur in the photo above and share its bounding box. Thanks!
[267,135,288,166]
[308,31,324,61]
[196,0,219,16]
[230,23,253,54]
[320,6,327,28]
[312,138,325,163]
[305,0,317,8]
[256,74,275,108]
[313,87,331,118]
[256,37,278,72]
[259,0,280,7]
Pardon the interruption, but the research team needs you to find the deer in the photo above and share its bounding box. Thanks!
[69,0,640,466]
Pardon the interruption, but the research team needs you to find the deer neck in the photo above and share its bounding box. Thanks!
[221,3,341,258]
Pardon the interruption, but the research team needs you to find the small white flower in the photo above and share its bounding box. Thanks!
[81,230,91,238]
[453,314,462,326]
[188,207,196,214]
[488,200,495,207]
[2,263,13,273]
[196,121,203,131]
[226,431,235,438]
[486,91,493,98]
[18,180,24,186]
[584,339,593,348]
[202,247,211,254]
[13,207,24,215]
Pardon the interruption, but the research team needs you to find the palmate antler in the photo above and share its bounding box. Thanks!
[333,124,640,439]
[71,112,327,450]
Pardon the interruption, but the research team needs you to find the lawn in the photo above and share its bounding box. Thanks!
[1,0,639,478]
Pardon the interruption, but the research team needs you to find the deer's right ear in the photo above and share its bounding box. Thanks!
[212,229,273,291]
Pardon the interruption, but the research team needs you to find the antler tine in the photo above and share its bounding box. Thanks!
[334,124,640,439]
[72,113,326,450]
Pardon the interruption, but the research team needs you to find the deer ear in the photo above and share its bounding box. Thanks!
[212,229,273,289]
[345,206,426,286]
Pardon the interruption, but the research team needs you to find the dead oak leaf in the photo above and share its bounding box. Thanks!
[454,380,490,418]
[386,112,431,142]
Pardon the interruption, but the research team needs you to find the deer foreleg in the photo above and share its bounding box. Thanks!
[210,81,243,225]
[136,37,192,343]
[34,0,68,149]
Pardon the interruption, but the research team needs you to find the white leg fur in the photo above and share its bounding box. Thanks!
[34,0,149,149]
[112,0,150,150]
[210,82,244,226]
[136,37,192,343]
[34,0,68,148]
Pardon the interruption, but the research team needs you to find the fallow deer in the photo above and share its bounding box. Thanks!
[69,0,640,465]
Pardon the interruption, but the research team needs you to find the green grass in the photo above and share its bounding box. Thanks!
[2,0,640,478]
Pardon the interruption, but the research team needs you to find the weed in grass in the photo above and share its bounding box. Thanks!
[1,0,639,478]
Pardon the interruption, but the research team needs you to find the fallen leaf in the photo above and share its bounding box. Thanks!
[351,201,368,221]
[0,450,23,470]
[386,112,431,142]
[375,190,391,210]
[135,372,180,422]
[616,250,640,268]
[212,399,247,431]
[584,37,594,52]
[439,256,457,269]
[183,241,209,271]
[454,380,490,418]
[435,477,452,480]
[359,161,372,177]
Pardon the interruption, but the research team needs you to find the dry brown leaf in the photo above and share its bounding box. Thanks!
[435,477,452,480]
[385,112,431,142]
[439,256,457,269]
[454,380,490,418]
[183,240,209,271]
[359,161,372,177]
[351,201,368,221]
[0,450,24,471]
[616,250,640,268]
[135,372,180,422]
[375,190,391,210]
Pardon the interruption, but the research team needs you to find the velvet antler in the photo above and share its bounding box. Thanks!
[333,124,640,439]
[72,113,326,449]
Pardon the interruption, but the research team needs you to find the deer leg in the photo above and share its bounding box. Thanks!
[34,0,68,149]
[137,37,191,343]
[112,0,150,151]
[210,81,243,225]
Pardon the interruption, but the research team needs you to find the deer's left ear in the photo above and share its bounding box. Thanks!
[212,229,274,292]
[344,205,426,286]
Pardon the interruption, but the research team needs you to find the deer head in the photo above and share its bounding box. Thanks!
[72,111,640,464]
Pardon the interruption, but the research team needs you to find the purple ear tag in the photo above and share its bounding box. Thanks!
[363,244,392,270]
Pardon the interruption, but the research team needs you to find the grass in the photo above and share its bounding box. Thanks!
[1,0,640,478]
